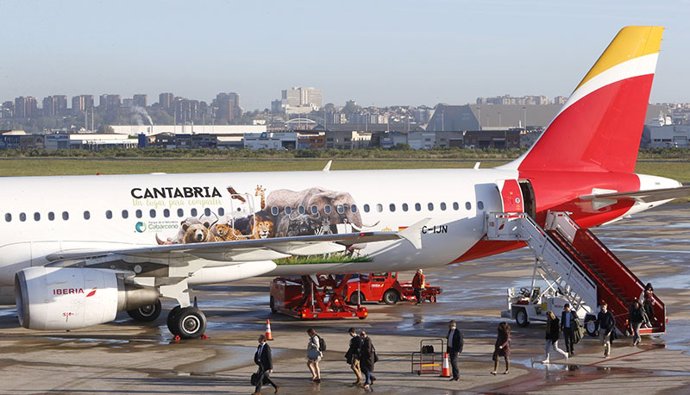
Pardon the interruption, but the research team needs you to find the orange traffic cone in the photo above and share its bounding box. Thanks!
[440,352,451,377]
[265,319,273,341]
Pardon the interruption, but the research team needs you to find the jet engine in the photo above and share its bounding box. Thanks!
[15,267,158,330]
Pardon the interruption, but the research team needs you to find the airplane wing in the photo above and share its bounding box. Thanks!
[46,231,405,265]
[579,186,690,203]
[45,219,429,269]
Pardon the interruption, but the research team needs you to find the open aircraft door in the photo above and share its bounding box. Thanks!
[494,179,536,218]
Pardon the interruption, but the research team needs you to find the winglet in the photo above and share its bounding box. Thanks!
[322,160,332,172]
[399,218,431,250]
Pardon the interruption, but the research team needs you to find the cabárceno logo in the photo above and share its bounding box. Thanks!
[135,221,178,233]
[135,222,147,233]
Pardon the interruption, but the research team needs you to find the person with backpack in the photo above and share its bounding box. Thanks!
[359,330,378,392]
[306,328,323,383]
[447,320,464,381]
[345,327,363,387]
[252,334,279,394]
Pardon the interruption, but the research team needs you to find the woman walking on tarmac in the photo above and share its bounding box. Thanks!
[491,322,511,375]
[543,311,568,364]
[306,328,322,383]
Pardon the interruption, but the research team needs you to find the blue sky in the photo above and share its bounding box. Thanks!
[0,0,688,110]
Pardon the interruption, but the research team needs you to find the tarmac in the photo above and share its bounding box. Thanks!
[1,203,690,394]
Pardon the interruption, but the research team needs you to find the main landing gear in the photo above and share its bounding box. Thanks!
[166,305,208,340]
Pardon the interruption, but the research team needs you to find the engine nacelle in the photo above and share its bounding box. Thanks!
[15,267,158,330]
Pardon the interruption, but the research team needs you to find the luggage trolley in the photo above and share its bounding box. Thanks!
[410,338,446,375]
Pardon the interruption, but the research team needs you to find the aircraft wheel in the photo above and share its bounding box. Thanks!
[515,308,529,327]
[382,290,399,305]
[174,307,207,339]
[167,305,183,336]
[127,299,162,322]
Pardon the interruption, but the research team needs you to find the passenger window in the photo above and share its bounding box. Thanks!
[177,208,184,217]
[415,203,421,211]
[453,202,459,211]
[285,207,292,215]
[190,208,198,216]
[150,209,156,218]
[4,213,11,222]
[478,201,485,210]
[324,205,332,214]
[34,212,40,221]
[298,205,305,215]
[62,211,69,220]
[204,208,211,216]
[83,211,91,220]
[48,212,55,221]
[271,206,279,216]
[351,205,357,213]
[20,213,26,222]
[218,207,225,216]
[402,203,409,212]
[363,204,370,213]
[311,206,318,215]
[337,205,345,214]
[376,204,383,213]
[163,209,170,218]
[440,202,447,211]
[465,202,472,210]
[389,203,396,212]
[136,209,143,218]
[106,210,113,219]
[122,210,129,219]
[428,203,434,211]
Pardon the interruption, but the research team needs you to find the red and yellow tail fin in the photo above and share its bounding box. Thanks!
[509,26,663,173]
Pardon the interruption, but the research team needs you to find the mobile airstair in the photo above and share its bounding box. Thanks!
[486,211,665,336]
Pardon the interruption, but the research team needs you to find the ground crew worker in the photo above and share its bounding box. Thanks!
[412,269,426,304]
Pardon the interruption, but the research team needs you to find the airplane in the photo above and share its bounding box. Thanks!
[1,26,686,340]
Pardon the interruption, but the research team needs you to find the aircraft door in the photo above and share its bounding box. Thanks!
[496,179,524,213]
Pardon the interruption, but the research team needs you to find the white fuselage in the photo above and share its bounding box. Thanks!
[0,168,519,286]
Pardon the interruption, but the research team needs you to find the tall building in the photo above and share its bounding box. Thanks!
[174,98,201,124]
[159,92,174,112]
[1,101,14,119]
[214,92,241,124]
[14,96,38,119]
[133,94,147,108]
[42,95,68,116]
[280,87,322,112]
[99,94,121,114]
[72,95,94,114]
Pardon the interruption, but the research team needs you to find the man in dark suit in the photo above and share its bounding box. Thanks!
[560,303,577,356]
[253,334,279,394]
[447,320,464,381]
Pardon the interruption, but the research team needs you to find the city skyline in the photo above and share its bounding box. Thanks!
[1,1,689,110]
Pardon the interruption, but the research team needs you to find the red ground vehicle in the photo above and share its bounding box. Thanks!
[270,275,368,320]
[345,272,441,305]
